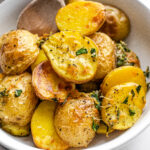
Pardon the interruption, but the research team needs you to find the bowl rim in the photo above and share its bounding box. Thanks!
[0,0,150,150]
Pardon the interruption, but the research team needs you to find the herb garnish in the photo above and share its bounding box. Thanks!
[90,48,96,57]
[123,97,128,104]
[129,109,135,116]
[91,92,101,111]
[131,89,135,98]
[76,48,88,56]
[117,109,120,120]
[136,85,141,93]
[0,88,9,97]
[15,89,22,97]
[92,119,99,132]
[144,66,150,78]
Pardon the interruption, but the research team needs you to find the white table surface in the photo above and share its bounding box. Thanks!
[0,0,150,150]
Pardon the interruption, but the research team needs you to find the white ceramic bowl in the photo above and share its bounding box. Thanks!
[0,0,150,150]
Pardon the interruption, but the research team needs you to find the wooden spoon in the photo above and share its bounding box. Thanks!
[17,0,65,36]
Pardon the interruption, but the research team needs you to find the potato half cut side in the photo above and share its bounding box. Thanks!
[31,101,69,150]
[54,94,100,147]
[101,82,146,130]
[101,66,147,95]
[56,1,105,35]
[89,32,116,80]
[32,61,75,102]
[42,31,98,84]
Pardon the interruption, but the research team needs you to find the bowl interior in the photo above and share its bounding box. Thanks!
[0,0,150,150]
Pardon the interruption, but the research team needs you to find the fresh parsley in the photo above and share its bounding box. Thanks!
[123,97,128,104]
[15,89,22,97]
[131,89,135,98]
[90,48,96,57]
[51,98,58,102]
[0,88,9,97]
[91,92,101,111]
[129,109,135,116]
[144,66,150,78]
[92,119,99,132]
[76,48,88,56]
[136,85,141,93]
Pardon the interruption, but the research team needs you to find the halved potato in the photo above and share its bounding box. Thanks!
[101,66,147,95]
[89,32,116,80]
[31,49,47,71]
[54,94,100,147]
[31,101,69,150]
[56,1,105,35]
[2,123,30,137]
[42,31,98,83]
[100,5,130,41]
[96,121,114,135]
[32,61,75,103]
[101,82,146,130]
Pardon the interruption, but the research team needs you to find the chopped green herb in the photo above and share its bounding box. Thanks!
[117,58,125,67]
[92,119,99,132]
[136,85,141,93]
[15,89,22,97]
[147,82,150,91]
[144,66,150,78]
[91,92,101,111]
[51,98,58,102]
[123,97,128,104]
[76,48,88,56]
[131,89,135,98]
[129,109,135,116]
[90,48,96,57]
[0,88,9,97]
[117,109,120,120]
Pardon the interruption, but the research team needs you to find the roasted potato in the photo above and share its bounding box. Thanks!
[42,31,98,84]
[101,66,147,95]
[32,61,75,103]
[31,49,47,71]
[89,32,116,80]
[2,123,30,137]
[100,5,130,41]
[116,41,140,67]
[31,101,69,150]
[101,82,146,130]
[54,94,100,147]
[96,121,114,135]
[56,1,105,35]
[0,30,39,75]
[0,72,38,126]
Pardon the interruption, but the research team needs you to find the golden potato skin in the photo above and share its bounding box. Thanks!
[0,72,38,126]
[56,1,105,35]
[32,61,75,103]
[89,32,116,80]
[101,66,147,95]
[31,101,69,150]
[42,31,98,84]
[65,0,84,4]
[100,5,130,41]
[0,30,39,75]
[2,123,30,137]
[54,94,100,147]
[116,41,140,67]
[101,82,146,130]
